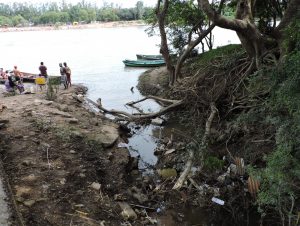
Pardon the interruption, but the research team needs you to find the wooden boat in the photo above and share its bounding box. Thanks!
[21,72,37,83]
[136,54,164,60]
[0,72,56,84]
[136,53,176,60]
[123,59,165,67]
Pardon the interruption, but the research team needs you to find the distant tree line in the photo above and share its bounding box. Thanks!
[0,1,153,26]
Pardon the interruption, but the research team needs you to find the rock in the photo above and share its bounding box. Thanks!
[90,182,101,191]
[118,202,137,221]
[70,131,83,138]
[114,194,126,201]
[129,187,148,204]
[79,173,86,178]
[15,186,32,198]
[217,174,226,183]
[119,124,131,133]
[67,118,79,124]
[164,148,176,155]
[0,119,9,124]
[23,200,36,207]
[22,159,33,166]
[227,164,237,176]
[88,125,119,148]
[151,118,164,126]
[107,152,114,160]
[60,178,66,185]
[49,109,72,118]
[29,131,36,136]
[70,150,76,154]
[22,174,37,182]
[76,190,84,195]
[154,148,164,156]
[127,156,139,171]
[34,99,43,105]
[157,168,177,179]
[43,101,53,105]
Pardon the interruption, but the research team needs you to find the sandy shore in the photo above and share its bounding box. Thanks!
[0,20,146,33]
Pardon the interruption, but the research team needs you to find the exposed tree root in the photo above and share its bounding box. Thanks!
[173,102,217,190]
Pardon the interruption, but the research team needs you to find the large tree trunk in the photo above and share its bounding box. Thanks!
[198,0,265,68]
[174,24,215,80]
[156,0,176,86]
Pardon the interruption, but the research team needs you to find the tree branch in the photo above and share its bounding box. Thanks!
[173,102,217,190]
[86,97,184,122]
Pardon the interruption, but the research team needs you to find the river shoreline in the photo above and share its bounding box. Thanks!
[0,20,146,33]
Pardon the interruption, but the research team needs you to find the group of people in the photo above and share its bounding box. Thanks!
[37,61,72,89]
[1,66,25,93]
[1,62,72,94]
[59,62,72,89]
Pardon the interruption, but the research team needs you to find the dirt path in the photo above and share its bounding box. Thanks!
[0,86,134,225]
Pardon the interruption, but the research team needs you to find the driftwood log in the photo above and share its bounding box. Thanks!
[86,96,184,122]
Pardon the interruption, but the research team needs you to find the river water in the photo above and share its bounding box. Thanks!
[1,25,240,225]
[0,25,239,168]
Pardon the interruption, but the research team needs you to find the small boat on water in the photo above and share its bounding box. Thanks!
[136,53,176,60]
[136,54,164,60]
[123,59,165,67]
[21,72,36,82]
[0,72,36,84]
[0,72,60,84]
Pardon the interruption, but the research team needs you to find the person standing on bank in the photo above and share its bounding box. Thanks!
[59,63,67,89]
[39,62,48,78]
[63,62,71,88]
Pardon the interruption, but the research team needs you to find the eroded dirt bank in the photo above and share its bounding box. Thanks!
[0,86,158,225]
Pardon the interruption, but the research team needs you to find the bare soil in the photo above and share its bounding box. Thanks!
[0,86,141,225]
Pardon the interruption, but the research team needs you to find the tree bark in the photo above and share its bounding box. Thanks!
[198,0,265,68]
[174,24,215,80]
[156,0,176,86]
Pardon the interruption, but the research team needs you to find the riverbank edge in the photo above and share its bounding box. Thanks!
[0,85,137,225]
[0,20,146,33]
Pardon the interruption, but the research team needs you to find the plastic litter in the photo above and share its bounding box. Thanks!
[211,197,225,205]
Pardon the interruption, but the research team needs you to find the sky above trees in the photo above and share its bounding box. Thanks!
[0,0,155,8]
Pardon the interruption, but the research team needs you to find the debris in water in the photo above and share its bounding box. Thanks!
[118,142,128,148]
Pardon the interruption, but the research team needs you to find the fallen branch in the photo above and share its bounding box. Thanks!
[172,150,194,189]
[126,95,180,105]
[172,102,217,190]
[86,97,184,122]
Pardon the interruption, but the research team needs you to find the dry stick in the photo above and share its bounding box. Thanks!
[173,102,217,190]
[46,147,51,169]
[86,98,184,122]
[126,95,180,105]
[0,158,26,226]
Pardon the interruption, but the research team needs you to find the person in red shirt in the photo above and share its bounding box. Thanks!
[39,62,48,78]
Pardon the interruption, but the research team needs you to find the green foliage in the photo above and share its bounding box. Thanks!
[145,0,208,53]
[197,44,242,63]
[0,1,153,26]
[283,19,300,55]
[46,76,60,100]
[0,16,13,26]
[248,38,300,223]
[203,155,224,171]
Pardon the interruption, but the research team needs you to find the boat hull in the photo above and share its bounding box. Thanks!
[123,59,165,67]
[136,54,163,60]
